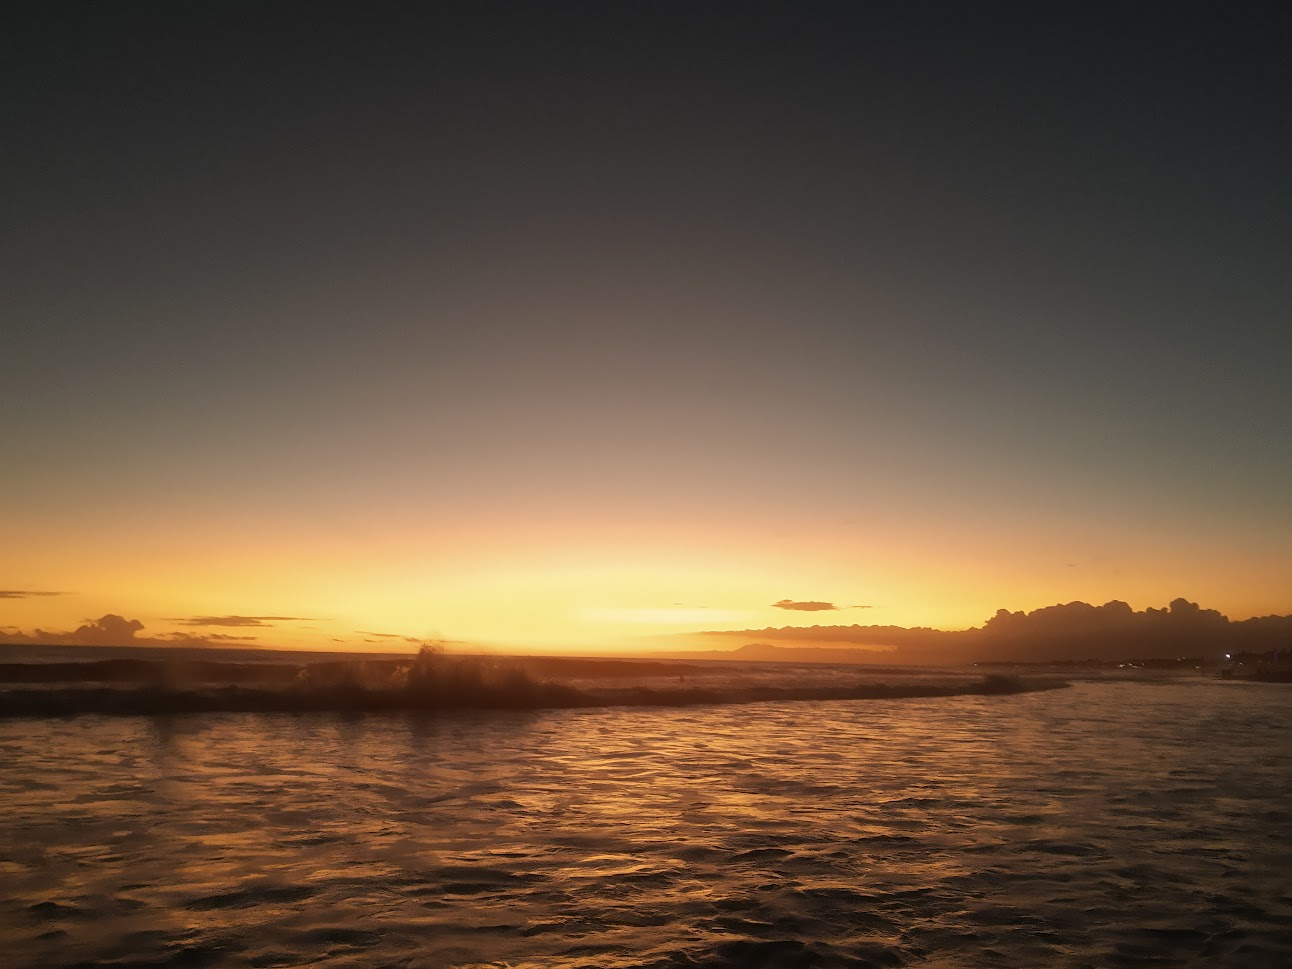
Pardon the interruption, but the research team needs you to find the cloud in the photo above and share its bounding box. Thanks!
[0,590,67,599]
[167,615,317,627]
[357,630,426,643]
[772,599,839,612]
[3,614,262,649]
[44,614,145,646]
[78,614,145,645]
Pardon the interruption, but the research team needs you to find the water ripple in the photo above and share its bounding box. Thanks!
[1,680,1289,968]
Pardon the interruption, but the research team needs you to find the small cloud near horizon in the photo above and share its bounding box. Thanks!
[0,590,67,599]
[772,599,839,612]
[357,630,425,644]
[3,614,275,649]
[168,615,318,627]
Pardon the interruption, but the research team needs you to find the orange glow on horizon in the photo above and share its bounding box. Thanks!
[5,460,1291,655]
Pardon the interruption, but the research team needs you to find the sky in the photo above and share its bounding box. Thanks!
[3,3,1290,655]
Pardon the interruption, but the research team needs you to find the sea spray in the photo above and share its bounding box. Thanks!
[0,648,1064,718]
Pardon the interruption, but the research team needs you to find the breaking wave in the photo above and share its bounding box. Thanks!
[0,649,1062,718]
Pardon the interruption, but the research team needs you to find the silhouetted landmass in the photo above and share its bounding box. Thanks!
[699,599,1292,665]
[0,648,1063,718]
[664,642,904,665]
[696,625,956,651]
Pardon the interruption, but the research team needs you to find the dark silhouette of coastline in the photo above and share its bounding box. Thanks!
[696,598,1292,666]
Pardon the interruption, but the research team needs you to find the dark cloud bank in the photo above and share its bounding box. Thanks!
[0,614,333,649]
[0,615,257,649]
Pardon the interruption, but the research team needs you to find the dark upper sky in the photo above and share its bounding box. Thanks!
[3,2,1290,644]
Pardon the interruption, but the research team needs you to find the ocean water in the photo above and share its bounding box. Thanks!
[2,679,1289,968]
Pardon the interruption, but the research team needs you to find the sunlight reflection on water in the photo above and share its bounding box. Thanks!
[2,680,1290,968]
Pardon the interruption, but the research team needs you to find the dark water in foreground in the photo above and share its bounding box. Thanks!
[2,679,1289,968]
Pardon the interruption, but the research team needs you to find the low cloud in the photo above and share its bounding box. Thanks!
[168,615,317,627]
[2,614,144,646]
[0,590,67,599]
[79,614,145,645]
[357,630,425,644]
[772,599,839,612]
[705,623,947,646]
[3,614,264,649]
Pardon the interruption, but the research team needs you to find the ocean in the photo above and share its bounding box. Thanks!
[2,674,1289,968]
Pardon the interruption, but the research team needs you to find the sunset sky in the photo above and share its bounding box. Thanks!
[4,4,1290,654]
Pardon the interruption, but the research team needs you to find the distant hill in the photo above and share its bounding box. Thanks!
[660,642,902,665]
[693,599,1292,665]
